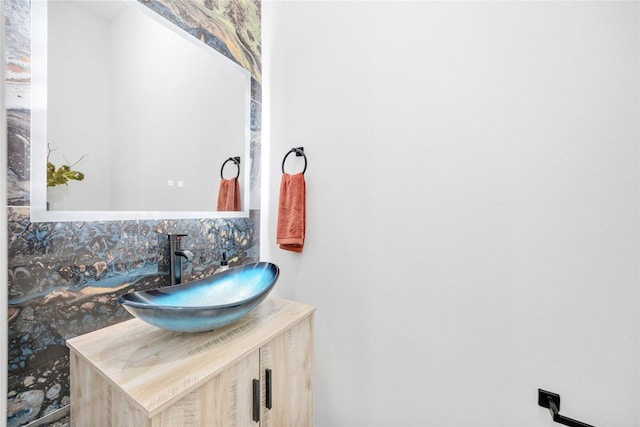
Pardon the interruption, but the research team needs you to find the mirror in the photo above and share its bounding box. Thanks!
[31,0,251,221]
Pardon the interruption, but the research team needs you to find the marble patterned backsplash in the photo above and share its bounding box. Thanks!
[7,208,259,426]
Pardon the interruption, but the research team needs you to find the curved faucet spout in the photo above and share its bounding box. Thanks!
[175,249,194,261]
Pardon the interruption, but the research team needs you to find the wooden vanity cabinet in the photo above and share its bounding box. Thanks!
[66,298,314,426]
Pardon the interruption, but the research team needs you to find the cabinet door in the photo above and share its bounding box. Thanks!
[155,349,259,426]
[70,352,151,427]
[259,314,314,427]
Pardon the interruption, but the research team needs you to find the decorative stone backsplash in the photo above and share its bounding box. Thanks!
[5,0,262,425]
[7,208,259,426]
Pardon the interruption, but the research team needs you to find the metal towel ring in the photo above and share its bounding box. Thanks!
[281,147,307,174]
[220,157,240,179]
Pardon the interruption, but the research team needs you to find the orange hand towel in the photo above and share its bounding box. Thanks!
[217,178,241,211]
[277,173,306,252]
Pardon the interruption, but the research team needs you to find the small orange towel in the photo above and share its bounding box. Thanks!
[217,178,241,211]
[277,173,306,252]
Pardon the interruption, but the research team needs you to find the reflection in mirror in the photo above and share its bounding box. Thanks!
[31,0,251,221]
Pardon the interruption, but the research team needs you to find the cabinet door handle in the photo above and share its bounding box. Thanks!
[252,379,260,422]
[265,369,273,409]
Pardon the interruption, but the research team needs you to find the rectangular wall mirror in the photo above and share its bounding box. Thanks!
[31,0,251,222]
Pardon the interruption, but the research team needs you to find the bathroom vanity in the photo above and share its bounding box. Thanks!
[66,298,315,426]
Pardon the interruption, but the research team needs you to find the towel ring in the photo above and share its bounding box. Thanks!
[220,156,240,179]
[281,147,307,174]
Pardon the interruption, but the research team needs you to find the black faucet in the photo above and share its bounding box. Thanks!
[168,233,194,286]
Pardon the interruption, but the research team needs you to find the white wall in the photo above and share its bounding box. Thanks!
[109,5,247,212]
[48,0,112,210]
[263,2,639,426]
[47,1,248,212]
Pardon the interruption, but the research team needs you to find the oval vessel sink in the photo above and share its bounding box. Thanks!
[118,262,279,332]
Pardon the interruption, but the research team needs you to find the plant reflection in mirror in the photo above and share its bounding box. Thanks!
[46,143,87,187]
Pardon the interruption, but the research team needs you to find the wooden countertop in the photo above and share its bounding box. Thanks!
[66,297,315,417]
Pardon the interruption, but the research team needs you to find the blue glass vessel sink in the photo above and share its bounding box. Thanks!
[118,262,279,332]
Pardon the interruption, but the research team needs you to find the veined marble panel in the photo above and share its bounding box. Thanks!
[144,0,262,83]
[4,0,30,110]
[7,109,30,206]
[5,0,31,207]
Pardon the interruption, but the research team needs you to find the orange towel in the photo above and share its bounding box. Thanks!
[277,173,306,252]
[217,178,241,211]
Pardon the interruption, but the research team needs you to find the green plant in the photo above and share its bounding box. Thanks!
[46,144,87,187]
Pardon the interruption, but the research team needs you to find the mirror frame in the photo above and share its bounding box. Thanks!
[31,0,251,222]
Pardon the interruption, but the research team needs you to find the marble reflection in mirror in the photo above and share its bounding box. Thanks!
[31,0,252,221]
